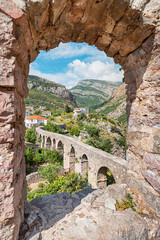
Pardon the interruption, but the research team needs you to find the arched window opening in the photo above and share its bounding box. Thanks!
[69,146,75,172]
[97,167,115,189]
[52,139,56,149]
[46,137,51,150]
[42,136,45,148]
[57,140,64,161]
[81,154,88,177]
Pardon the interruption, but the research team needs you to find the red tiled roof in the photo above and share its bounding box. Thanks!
[26,115,48,120]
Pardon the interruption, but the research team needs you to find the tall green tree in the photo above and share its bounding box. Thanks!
[25,128,36,143]
[65,104,72,113]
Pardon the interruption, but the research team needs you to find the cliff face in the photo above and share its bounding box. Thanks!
[70,79,120,107]
[28,75,77,106]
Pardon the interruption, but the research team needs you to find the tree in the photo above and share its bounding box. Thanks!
[38,163,60,183]
[119,67,125,83]
[25,147,34,166]
[33,148,61,165]
[69,126,80,137]
[25,128,36,143]
[78,112,87,120]
[34,109,41,115]
[86,138,113,153]
[65,104,72,113]
[85,125,100,138]
[42,122,64,134]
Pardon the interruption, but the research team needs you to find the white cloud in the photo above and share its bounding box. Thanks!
[29,59,123,89]
[40,42,107,62]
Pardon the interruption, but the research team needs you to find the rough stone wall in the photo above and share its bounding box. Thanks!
[0,0,160,239]
[26,172,42,186]
[0,2,31,239]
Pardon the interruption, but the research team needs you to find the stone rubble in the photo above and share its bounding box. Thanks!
[19,184,160,240]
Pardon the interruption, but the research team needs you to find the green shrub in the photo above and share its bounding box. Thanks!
[116,136,128,151]
[86,138,113,153]
[85,125,100,138]
[117,113,127,124]
[38,163,60,183]
[69,126,80,137]
[116,194,136,211]
[38,136,42,143]
[34,109,41,115]
[38,183,44,189]
[65,104,73,113]
[43,122,64,134]
[25,147,34,165]
[27,172,88,201]
[106,169,116,185]
[25,128,36,143]
[25,147,61,167]
[34,148,61,165]
[78,113,87,120]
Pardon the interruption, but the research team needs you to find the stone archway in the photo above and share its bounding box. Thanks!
[57,140,64,160]
[46,137,51,150]
[69,146,75,172]
[52,138,56,149]
[81,154,88,177]
[97,167,115,189]
[42,135,45,148]
[0,1,159,239]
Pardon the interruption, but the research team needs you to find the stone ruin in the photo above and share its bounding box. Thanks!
[0,0,160,239]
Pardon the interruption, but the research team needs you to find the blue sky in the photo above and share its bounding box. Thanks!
[29,42,123,89]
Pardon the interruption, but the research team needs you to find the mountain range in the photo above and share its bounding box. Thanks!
[70,79,121,108]
[25,76,126,122]
[25,75,77,110]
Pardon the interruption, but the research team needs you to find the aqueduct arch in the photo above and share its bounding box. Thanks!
[0,0,159,239]
[46,137,52,150]
[81,154,89,177]
[97,166,115,189]
[52,138,56,149]
[69,146,76,172]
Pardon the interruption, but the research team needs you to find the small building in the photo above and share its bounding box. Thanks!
[73,107,89,117]
[25,110,31,118]
[25,115,48,128]
[39,106,46,110]
[42,110,52,117]
[25,106,34,111]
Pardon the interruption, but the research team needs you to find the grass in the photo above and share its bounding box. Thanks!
[116,194,136,211]
[25,89,73,110]
[117,112,127,123]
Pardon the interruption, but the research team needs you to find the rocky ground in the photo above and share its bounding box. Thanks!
[19,184,159,240]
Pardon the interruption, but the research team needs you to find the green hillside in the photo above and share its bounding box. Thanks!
[25,75,76,110]
[70,79,120,108]
[24,89,74,110]
[92,83,127,123]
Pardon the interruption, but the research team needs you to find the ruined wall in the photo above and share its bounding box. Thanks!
[0,0,160,239]
[0,2,31,239]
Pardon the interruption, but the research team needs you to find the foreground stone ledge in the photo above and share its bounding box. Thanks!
[19,185,154,240]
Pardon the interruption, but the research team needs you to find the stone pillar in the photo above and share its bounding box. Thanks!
[123,31,160,216]
[0,3,31,239]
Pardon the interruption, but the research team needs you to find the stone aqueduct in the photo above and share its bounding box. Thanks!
[36,127,127,188]
[0,0,160,239]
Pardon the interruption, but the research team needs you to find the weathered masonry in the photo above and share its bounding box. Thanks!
[36,127,127,188]
[0,0,160,239]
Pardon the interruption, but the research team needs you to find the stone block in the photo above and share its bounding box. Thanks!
[0,0,24,19]
[143,170,160,193]
[144,152,160,175]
